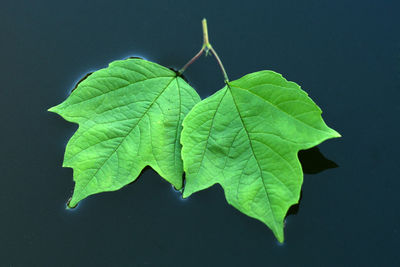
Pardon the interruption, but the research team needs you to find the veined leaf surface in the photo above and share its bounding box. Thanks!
[49,58,200,207]
[181,70,340,242]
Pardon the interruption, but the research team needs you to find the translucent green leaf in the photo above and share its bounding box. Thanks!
[49,58,200,207]
[181,70,340,242]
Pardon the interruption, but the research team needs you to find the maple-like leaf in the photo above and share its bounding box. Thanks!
[181,70,340,242]
[49,58,200,207]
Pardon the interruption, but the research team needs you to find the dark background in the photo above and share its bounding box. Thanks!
[1,0,399,266]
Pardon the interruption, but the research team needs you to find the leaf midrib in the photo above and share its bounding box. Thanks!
[227,85,279,232]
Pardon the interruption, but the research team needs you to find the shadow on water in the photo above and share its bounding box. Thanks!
[70,72,93,93]
[286,192,302,217]
[298,146,338,174]
[286,146,339,218]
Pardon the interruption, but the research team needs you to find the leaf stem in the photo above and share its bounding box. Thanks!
[179,18,229,83]
[208,45,229,82]
[178,46,205,74]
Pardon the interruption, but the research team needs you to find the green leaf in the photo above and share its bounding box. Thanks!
[181,70,340,242]
[49,58,200,207]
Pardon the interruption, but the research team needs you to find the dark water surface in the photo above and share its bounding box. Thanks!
[1,0,399,266]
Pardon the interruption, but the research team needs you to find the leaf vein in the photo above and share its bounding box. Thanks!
[232,85,326,133]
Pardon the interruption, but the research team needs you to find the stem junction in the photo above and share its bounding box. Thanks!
[179,19,229,83]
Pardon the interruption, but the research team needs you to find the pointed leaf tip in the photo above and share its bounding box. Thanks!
[47,106,56,113]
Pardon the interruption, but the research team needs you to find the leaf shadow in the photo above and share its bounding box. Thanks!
[298,146,338,174]
[286,191,303,217]
[285,146,338,218]
[70,72,93,93]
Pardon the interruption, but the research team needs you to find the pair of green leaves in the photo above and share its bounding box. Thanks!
[49,58,339,242]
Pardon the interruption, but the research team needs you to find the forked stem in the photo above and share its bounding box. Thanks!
[179,19,229,83]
